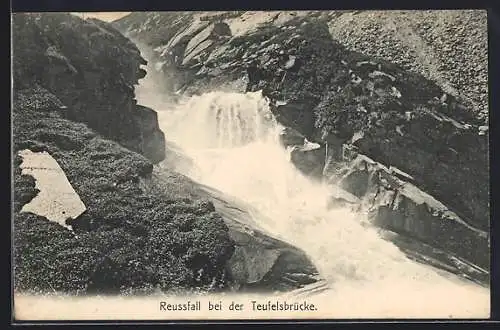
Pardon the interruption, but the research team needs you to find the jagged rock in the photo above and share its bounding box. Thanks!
[180,22,232,67]
[166,19,210,50]
[272,100,317,140]
[184,24,218,56]
[368,70,396,81]
[354,110,489,230]
[227,229,318,291]
[336,154,489,270]
[322,136,351,180]
[326,10,488,122]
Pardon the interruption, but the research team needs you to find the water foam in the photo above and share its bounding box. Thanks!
[138,88,489,318]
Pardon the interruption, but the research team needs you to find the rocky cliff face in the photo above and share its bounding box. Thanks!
[113,11,489,274]
[12,13,165,163]
[333,154,489,272]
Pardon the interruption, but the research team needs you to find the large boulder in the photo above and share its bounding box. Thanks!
[326,10,488,123]
[336,154,490,272]
[272,100,317,140]
[225,223,318,291]
[278,127,305,148]
[131,106,166,163]
[206,188,319,291]
[182,22,232,66]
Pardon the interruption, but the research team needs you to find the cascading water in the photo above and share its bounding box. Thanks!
[136,83,490,317]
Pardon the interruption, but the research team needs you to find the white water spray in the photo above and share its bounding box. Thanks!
[137,87,489,318]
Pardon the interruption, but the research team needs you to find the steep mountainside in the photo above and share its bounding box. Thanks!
[327,10,488,123]
[113,11,490,274]
[114,10,488,124]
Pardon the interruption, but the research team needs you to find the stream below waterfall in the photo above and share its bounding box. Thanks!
[135,74,490,317]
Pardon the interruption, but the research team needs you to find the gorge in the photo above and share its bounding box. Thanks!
[12,10,490,318]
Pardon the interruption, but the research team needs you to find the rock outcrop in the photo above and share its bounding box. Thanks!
[113,11,489,276]
[290,143,326,180]
[336,155,489,269]
[12,13,165,163]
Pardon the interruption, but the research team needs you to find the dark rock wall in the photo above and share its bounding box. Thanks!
[12,13,165,163]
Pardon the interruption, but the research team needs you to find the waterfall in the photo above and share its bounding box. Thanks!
[136,84,489,317]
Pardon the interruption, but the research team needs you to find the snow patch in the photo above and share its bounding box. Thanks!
[18,149,86,231]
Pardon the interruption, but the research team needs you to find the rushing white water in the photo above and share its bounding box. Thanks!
[137,87,490,318]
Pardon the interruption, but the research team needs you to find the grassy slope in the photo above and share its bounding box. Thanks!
[12,87,235,295]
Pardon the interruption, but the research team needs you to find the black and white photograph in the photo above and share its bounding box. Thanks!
[11,10,490,320]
